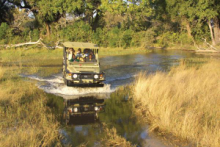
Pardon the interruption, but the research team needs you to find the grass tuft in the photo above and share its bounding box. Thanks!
[0,65,61,147]
[133,60,220,147]
[101,126,136,147]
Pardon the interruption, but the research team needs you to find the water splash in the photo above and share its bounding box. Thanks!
[22,74,113,96]
[40,82,113,95]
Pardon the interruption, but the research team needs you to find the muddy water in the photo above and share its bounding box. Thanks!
[23,50,210,146]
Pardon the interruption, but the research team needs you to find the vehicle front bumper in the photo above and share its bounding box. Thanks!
[66,72,105,84]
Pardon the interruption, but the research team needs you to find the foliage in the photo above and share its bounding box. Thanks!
[0,23,9,42]
[1,0,220,48]
[60,21,92,42]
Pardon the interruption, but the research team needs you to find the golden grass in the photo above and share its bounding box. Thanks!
[0,66,61,147]
[133,61,220,147]
[101,127,136,147]
[0,66,5,79]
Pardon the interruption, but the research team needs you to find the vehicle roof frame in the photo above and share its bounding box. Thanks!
[62,42,99,49]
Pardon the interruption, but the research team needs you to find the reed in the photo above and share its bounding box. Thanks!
[101,127,136,147]
[133,60,220,146]
[0,66,61,147]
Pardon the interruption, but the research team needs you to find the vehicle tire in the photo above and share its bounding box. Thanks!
[65,111,70,125]
[64,78,67,85]
[66,80,72,86]
[95,112,98,120]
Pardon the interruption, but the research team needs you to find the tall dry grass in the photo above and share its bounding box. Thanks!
[101,127,136,147]
[133,61,220,147]
[0,66,5,79]
[0,66,61,147]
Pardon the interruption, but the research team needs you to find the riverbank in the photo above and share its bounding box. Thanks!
[99,47,151,57]
[1,45,220,65]
[0,47,151,76]
[132,60,220,147]
[0,47,151,61]
[0,66,62,146]
[0,65,136,146]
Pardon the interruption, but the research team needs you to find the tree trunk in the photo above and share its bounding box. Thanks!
[213,18,220,45]
[185,21,195,45]
[208,20,216,46]
[46,23,50,37]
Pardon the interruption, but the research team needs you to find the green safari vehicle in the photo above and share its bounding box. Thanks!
[62,42,105,87]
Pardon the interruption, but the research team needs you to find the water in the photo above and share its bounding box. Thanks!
[22,50,210,146]
[23,50,199,97]
[59,92,168,147]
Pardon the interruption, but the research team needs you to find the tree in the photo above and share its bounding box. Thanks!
[193,0,218,45]
[165,0,197,44]
[100,0,154,31]
[166,0,220,45]
[0,0,15,24]
[12,0,84,37]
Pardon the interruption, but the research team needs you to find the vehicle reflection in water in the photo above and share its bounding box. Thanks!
[63,96,106,125]
[61,94,108,146]
[60,89,168,147]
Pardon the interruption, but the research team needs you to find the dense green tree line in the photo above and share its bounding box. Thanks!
[0,0,220,48]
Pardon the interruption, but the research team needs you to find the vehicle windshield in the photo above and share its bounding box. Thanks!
[66,48,97,63]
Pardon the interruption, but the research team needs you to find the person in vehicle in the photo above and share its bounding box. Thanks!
[68,48,74,61]
[76,48,82,58]
[76,48,86,62]
[89,51,96,62]
[84,50,89,57]
[82,50,89,62]
[72,49,76,61]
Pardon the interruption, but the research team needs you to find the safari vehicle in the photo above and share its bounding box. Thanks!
[62,42,105,87]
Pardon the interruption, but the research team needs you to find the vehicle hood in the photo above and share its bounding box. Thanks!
[67,63,100,73]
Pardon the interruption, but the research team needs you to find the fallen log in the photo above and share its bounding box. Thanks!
[195,49,220,53]
[194,38,220,53]
[0,38,63,49]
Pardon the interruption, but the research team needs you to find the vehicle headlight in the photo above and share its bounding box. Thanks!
[94,74,99,79]
[94,106,99,111]
[73,107,78,113]
[73,74,78,79]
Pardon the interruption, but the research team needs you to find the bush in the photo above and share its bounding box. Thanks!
[60,21,92,42]
[121,29,133,48]
[0,23,9,40]
[31,29,40,41]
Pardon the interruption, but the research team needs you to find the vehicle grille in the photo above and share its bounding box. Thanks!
[80,74,93,79]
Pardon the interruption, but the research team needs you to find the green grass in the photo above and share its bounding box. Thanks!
[0,47,151,64]
[0,47,151,77]
[99,47,151,56]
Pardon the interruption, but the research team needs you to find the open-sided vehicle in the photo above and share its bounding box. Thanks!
[62,42,105,87]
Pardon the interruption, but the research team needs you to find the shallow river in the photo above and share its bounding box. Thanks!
[24,50,212,147]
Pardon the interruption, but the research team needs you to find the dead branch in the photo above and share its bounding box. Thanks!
[195,38,219,52]
[202,38,217,50]
[0,38,63,49]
